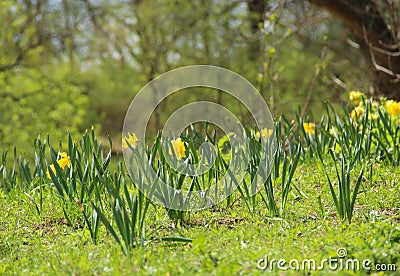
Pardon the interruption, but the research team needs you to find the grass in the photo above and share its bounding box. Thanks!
[1,95,400,274]
[1,160,399,275]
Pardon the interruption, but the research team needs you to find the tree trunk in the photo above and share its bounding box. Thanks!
[308,0,400,100]
[247,0,266,61]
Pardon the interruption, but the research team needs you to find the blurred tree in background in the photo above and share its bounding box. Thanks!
[0,1,89,155]
[307,0,400,100]
[1,0,399,154]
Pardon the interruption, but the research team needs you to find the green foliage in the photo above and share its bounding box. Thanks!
[0,0,383,154]
[1,0,400,272]
[1,158,399,274]
[0,64,89,156]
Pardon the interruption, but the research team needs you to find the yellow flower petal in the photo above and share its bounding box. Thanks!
[57,157,71,170]
[303,122,315,135]
[369,114,378,122]
[258,128,273,142]
[57,152,71,170]
[350,106,364,120]
[47,152,71,179]
[349,91,363,105]
[123,132,138,149]
[170,138,186,160]
[46,164,56,179]
[386,100,400,116]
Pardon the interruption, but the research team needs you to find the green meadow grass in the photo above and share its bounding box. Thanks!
[1,96,400,275]
[1,160,399,275]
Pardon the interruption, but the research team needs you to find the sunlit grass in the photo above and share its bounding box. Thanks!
[1,92,400,273]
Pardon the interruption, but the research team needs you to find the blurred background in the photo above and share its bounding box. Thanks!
[1,0,399,156]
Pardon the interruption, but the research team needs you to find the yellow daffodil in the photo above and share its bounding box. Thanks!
[350,106,364,120]
[123,132,138,149]
[349,91,363,105]
[46,152,71,179]
[256,128,273,142]
[369,114,378,122]
[57,152,71,170]
[303,122,315,135]
[329,127,336,136]
[169,137,186,160]
[385,100,400,116]
[46,164,56,179]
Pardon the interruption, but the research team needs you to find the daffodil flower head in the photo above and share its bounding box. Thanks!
[46,152,71,179]
[123,132,138,149]
[349,91,363,105]
[350,106,364,120]
[256,128,273,142]
[385,100,400,116]
[169,137,186,160]
[303,122,315,135]
[369,114,378,122]
[57,152,71,170]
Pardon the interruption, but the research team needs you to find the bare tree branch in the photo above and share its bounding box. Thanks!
[307,0,400,100]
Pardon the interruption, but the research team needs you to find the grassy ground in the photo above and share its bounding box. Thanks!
[2,96,400,275]
[1,160,399,275]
